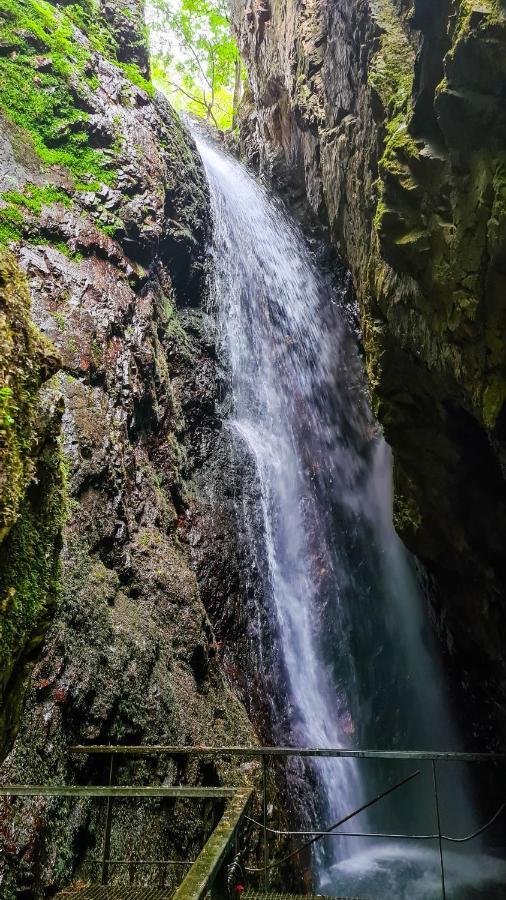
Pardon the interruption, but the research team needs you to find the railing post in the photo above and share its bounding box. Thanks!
[101,753,116,885]
[262,754,269,891]
[431,759,446,900]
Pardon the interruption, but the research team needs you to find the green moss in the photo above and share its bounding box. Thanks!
[368,2,420,240]
[0,432,66,757]
[137,528,163,548]
[53,241,83,260]
[0,385,15,429]
[482,377,506,429]
[0,0,112,185]
[0,0,153,192]
[453,0,504,45]
[0,250,64,757]
[2,184,72,215]
[66,334,78,354]
[53,312,66,332]
[0,203,88,253]
[159,292,194,358]
[0,184,74,246]
[0,250,60,536]
[382,115,419,168]
[117,62,155,97]
[0,206,24,244]
[97,222,120,238]
[64,0,119,58]
[90,337,102,367]
[368,0,414,115]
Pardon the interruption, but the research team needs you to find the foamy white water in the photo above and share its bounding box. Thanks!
[323,844,506,899]
[193,128,506,897]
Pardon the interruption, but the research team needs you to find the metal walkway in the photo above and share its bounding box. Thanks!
[55,890,364,900]
[244,894,368,900]
[55,889,172,899]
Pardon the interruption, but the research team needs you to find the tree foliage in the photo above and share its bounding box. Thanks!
[147,0,242,130]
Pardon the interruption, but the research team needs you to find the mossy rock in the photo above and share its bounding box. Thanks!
[0,0,155,248]
[0,250,61,537]
[0,250,65,758]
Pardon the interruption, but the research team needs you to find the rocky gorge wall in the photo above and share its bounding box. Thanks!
[232,0,506,743]
[0,1,255,895]
[0,253,64,762]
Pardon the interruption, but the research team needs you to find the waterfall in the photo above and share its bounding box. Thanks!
[193,130,506,900]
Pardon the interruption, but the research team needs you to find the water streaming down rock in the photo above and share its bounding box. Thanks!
[193,130,506,899]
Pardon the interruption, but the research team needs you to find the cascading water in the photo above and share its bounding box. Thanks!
[193,129,506,899]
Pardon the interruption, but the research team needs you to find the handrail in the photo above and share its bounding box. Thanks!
[0,782,248,893]
[0,785,236,798]
[67,744,506,762]
[171,786,253,900]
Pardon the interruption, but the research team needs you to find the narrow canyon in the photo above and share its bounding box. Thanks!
[0,1,505,898]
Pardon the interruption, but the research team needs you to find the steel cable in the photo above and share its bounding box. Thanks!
[244,798,506,874]
[245,769,420,873]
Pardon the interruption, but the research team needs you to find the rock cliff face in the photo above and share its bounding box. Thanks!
[232,0,506,741]
[0,253,64,761]
[0,1,254,895]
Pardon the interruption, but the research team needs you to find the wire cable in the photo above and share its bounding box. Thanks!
[444,801,505,843]
[245,768,420,873]
[244,798,506,874]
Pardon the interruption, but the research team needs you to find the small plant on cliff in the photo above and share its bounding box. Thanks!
[0,386,16,429]
[147,0,243,129]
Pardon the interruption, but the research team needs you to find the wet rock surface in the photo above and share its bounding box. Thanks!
[0,1,255,896]
[0,252,64,761]
[232,0,506,743]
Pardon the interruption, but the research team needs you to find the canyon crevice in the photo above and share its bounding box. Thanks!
[232,0,506,744]
[1,0,506,895]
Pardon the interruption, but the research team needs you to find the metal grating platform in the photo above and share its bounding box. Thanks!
[243,894,370,900]
[54,887,173,900]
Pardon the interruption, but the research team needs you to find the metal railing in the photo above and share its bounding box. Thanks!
[0,782,242,897]
[69,745,506,899]
[2,745,505,900]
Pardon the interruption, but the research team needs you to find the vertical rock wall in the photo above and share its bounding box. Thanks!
[232,0,506,741]
[0,252,64,760]
[0,1,255,895]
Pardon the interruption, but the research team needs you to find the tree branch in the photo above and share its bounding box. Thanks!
[181,31,213,91]
[210,47,215,106]
[166,80,209,110]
